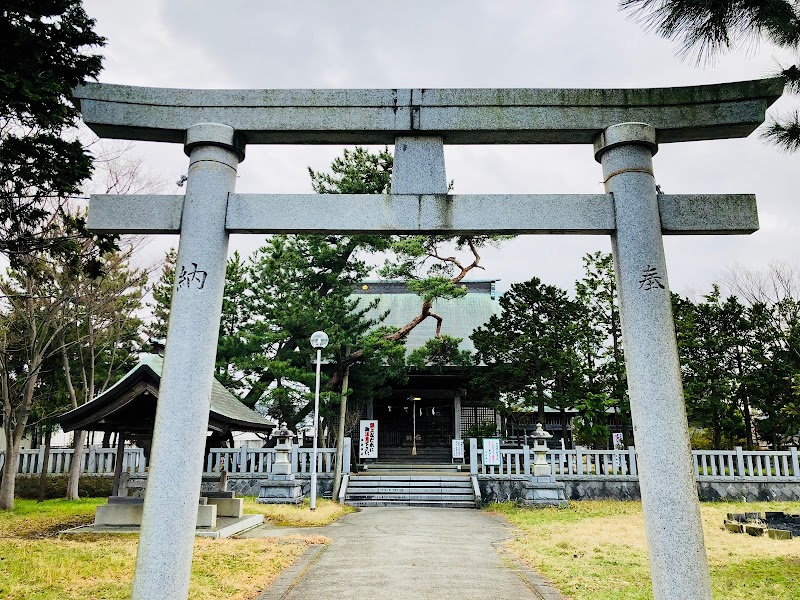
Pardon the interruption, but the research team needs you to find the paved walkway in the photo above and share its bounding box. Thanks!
[247,507,564,600]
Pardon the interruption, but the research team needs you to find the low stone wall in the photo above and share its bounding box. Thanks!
[478,475,800,503]
[126,474,334,498]
[696,478,800,502]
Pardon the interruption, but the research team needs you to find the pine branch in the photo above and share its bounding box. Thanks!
[761,113,800,151]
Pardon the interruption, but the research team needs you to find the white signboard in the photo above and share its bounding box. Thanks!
[482,438,501,466]
[359,419,378,459]
[612,432,624,471]
[452,439,464,460]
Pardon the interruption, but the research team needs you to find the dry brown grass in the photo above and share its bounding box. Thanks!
[243,497,355,527]
[0,499,318,600]
[488,500,800,600]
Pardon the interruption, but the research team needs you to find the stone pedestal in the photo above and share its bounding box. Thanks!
[522,476,566,506]
[257,479,303,505]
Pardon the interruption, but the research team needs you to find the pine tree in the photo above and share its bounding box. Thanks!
[621,0,800,150]
[471,277,584,443]
[0,1,115,267]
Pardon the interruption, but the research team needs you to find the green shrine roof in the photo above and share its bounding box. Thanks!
[353,280,501,355]
[57,353,275,434]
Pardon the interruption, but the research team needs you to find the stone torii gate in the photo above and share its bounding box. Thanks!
[75,78,782,600]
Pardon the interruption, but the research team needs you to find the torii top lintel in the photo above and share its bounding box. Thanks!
[75,78,783,146]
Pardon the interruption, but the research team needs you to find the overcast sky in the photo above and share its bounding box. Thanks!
[82,1,799,297]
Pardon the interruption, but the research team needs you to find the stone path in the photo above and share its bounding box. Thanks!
[247,507,564,600]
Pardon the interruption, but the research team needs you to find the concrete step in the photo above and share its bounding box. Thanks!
[348,482,471,489]
[347,493,474,501]
[347,483,472,491]
[344,473,477,509]
[348,477,471,484]
[347,500,476,508]
[351,474,469,481]
[364,463,461,471]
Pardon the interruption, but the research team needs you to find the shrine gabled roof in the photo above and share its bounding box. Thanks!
[353,280,501,355]
[56,353,275,433]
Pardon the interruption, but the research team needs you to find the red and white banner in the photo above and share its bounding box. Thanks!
[359,419,378,459]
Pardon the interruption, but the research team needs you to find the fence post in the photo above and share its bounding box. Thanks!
[469,438,478,476]
[291,443,299,474]
[576,446,584,475]
[523,444,531,476]
[240,446,248,474]
[735,446,746,478]
[343,437,351,475]
[790,447,799,478]
[628,446,637,477]
[36,445,45,474]
[87,447,97,474]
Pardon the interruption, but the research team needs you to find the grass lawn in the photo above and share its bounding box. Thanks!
[0,498,350,600]
[243,497,356,527]
[487,500,800,600]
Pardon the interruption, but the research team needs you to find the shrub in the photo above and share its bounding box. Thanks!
[13,475,113,499]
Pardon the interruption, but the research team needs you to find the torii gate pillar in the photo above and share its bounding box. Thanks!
[131,124,243,600]
[596,123,712,599]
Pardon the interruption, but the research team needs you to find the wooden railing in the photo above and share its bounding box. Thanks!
[0,446,147,475]
[3,440,794,481]
[203,444,344,475]
[0,440,351,477]
[467,440,800,481]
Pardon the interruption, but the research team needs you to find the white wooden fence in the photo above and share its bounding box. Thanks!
[0,446,147,475]
[468,441,800,481]
[2,440,796,481]
[204,444,345,475]
[1,439,350,477]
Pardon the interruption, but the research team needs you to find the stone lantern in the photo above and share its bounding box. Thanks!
[270,423,295,480]
[522,422,566,506]
[257,423,303,504]
[530,423,552,477]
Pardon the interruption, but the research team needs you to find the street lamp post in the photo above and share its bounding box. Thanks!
[309,331,329,510]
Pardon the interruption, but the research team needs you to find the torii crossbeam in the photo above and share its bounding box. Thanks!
[75,78,782,600]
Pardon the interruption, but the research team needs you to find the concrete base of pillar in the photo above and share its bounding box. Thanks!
[522,478,567,506]
[95,499,218,528]
[256,480,303,504]
[206,497,243,518]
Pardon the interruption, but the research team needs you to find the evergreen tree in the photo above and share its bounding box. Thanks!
[0,1,115,269]
[672,287,748,448]
[471,277,584,443]
[575,252,632,444]
[621,0,800,150]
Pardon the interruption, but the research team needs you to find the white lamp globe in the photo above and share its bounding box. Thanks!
[310,331,329,349]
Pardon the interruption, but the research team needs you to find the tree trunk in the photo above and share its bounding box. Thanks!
[66,429,86,500]
[742,395,754,450]
[37,430,52,502]
[0,424,26,510]
[535,372,545,424]
[713,407,722,449]
[332,366,350,500]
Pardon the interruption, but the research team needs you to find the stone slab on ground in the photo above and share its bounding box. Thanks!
[94,502,217,527]
[65,514,263,539]
[248,507,564,600]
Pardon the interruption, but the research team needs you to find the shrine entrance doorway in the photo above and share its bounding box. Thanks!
[374,398,454,449]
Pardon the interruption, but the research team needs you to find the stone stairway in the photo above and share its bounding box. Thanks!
[375,447,453,463]
[345,473,476,508]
